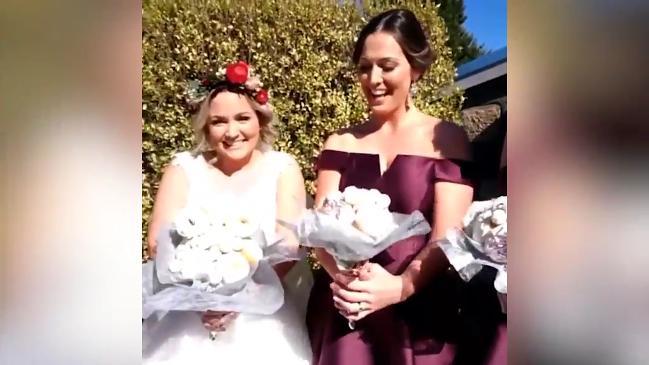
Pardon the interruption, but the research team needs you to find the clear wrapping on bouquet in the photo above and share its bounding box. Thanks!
[142,224,301,320]
[295,208,431,269]
[436,196,507,312]
[437,229,505,281]
[294,187,431,329]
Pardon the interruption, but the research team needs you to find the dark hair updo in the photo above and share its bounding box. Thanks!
[352,9,435,78]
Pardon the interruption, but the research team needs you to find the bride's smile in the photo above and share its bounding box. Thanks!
[206,91,262,166]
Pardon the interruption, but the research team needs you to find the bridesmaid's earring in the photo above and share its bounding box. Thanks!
[406,82,417,111]
[410,83,418,97]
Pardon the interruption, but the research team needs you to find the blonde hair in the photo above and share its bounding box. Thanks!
[191,89,276,154]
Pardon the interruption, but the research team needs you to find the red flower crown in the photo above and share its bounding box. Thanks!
[187,61,270,107]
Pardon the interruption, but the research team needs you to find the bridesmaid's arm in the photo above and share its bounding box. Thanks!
[400,124,473,300]
[399,181,473,299]
[313,167,344,279]
[313,135,346,279]
[146,165,188,258]
[274,156,307,279]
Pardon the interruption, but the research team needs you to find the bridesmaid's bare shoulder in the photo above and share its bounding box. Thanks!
[421,114,471,161]
[322,120,374,152]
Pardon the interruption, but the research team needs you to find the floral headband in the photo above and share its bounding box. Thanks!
[186,61,270,108]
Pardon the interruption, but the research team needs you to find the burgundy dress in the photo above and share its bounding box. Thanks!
[306,150,474,365]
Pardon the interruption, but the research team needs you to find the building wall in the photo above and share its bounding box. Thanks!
[460,74,507,200]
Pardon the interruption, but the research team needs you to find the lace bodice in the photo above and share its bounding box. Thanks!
[171,150,297,235]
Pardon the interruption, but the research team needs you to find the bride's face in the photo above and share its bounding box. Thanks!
[206,91,261,162]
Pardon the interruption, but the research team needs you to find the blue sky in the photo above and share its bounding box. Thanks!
[463,0,507,51]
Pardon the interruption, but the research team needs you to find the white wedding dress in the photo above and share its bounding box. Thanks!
[143,150,313,365]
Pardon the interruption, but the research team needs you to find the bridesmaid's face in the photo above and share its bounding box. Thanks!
[357,31,417,116]
[206,91,261,163]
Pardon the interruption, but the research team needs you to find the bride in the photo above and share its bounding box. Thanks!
[143,61,313,364]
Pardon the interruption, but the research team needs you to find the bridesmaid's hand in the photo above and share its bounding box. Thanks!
[201,311,238,332]
[330,263,403,322]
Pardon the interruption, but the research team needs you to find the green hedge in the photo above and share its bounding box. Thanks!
[142,0,463,259]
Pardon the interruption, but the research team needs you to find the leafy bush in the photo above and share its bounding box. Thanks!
[142,0,462,259]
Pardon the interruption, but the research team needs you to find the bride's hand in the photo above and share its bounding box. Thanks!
[330,263,403,322]
[201,311,238,332]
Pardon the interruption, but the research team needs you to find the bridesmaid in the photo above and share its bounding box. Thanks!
[454,131,507,365]
[306,9,474,365]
